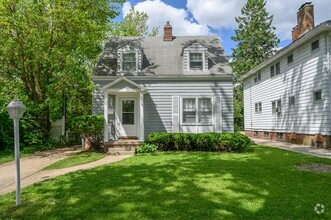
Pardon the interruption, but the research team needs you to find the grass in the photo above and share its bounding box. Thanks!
[44,151,106,170]
[0,145,330,219]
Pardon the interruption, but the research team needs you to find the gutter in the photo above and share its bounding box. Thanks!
[239,25,331,82]
[92,74,234,81]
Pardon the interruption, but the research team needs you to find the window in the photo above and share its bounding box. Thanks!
[182,97,212,124]
[272,99,281,114]
[270,62,280,77]
[122,53,136,71]
[264,132,269,138]
[183,98,196,123]
[255,102,262,113]
[277,133,283,139]
[253,131,258,137]
[122,100,135,124]
[311,39,319,51]
[289,96,295,109]
[198,98,212,124]
[287,54,293,64]
[314,90,322,101]
[254,72,261,83]
[189,53,203,70]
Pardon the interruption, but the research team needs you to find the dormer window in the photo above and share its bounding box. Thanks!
[189,53,203,70]
[122,53,136,71]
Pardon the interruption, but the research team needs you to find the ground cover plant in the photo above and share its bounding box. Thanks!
[44,151,106,170]
[0,145,330,219]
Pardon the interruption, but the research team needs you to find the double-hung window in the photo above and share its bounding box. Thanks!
[182,98,212,124]
[255,102,262,113]
[122,53,136,71]
[270,62,280,77]
[254,72,261,83]
[272,99,281,114]
[189,53,203,70]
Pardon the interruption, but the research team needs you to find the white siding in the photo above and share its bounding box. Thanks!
[93,79,234,137]
[243,33,331,135]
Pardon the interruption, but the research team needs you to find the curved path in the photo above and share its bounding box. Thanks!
[0,147,132,195]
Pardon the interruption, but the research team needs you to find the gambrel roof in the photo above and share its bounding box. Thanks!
[94,36,232,76]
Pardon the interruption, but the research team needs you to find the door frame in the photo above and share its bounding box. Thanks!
[117,96,138,138]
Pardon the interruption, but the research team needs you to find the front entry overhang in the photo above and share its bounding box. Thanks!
[102,77,147,142]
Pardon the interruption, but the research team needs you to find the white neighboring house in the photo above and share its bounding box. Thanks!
[240,2,331,148]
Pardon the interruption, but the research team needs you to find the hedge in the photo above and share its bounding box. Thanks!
[146,132,251,152]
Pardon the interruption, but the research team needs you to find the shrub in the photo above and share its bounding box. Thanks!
[146,132,251,153]
[71,115,104,151]
[135,143,158,154]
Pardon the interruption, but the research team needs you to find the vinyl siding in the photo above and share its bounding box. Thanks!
[243,32,331,135]
[93,79,233,137]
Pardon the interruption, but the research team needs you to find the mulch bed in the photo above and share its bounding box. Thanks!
[296,163,331,173]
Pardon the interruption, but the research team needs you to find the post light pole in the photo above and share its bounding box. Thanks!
[6,99,26,206]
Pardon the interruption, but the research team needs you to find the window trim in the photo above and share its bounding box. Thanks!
[181,96,213,125]
[272,99,282,114]
[121,52,137,72]
[255,102,262,114]
[188,52,205,71]
[311,39,320,52]
[289,95,295,110]
[254,71,262,83]
[313,90,322,102]
[270,61,281,78]
[287,54,293,64]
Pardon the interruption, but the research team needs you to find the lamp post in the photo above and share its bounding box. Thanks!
[6,99,26,206]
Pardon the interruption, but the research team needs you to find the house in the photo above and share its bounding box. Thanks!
[91,22,234,142]
[240,2,331,148]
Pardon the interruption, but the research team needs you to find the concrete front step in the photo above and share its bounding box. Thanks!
[107,149,135,156]
[104,140,142,154]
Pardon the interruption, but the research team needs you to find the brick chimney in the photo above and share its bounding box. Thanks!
[163,21,173,41]
[292,2,315,42]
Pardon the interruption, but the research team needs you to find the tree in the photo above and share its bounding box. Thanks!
[231,0,279,131]
[0,0,124,137]
[112,6,159,37]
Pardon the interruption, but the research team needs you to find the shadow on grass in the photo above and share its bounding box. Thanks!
[1,146,330,219]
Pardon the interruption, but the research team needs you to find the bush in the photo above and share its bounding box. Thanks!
[146,132,251,153]
[135,143,158,154]
[71,115,104,151]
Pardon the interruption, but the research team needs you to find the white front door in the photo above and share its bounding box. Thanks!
[119,97,138,138]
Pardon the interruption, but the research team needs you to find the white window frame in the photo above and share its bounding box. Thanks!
[254,72,261,83]
[181,97,213,125]
[270,61,281,77]
[289,96,295,110]
[188,52,205,71]
[313,90,322,102]
[272,99,281,114]
[311,39,320,52]
[122,52,137,72]
[255,102,262,114]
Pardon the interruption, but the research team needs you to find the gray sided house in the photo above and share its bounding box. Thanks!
[240,3,331,148]
[92,22,233,142]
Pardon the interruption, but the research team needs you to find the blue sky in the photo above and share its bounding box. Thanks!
[116,0,329,56]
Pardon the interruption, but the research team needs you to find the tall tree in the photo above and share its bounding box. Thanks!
[231,0,279,131]
[112,6,159,37]
[0,0,123,136]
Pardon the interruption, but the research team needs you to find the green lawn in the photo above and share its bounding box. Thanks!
[0,145,330,219]
[44,151,106,170]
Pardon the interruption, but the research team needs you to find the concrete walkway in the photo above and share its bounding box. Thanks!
[0,147,132,195]
[251,138,331,159]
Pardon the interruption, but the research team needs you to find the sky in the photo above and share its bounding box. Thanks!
[116,0,330,56]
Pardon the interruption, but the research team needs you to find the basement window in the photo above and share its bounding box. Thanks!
[277,133,283,140]
[264,132,269,138]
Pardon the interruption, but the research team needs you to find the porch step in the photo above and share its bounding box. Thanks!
[104,140,142,155]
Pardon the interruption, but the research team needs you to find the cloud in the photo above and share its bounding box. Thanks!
[186,0,331,40]
[122,0,211,36]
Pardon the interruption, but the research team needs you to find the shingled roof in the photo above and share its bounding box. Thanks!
[93,36,232,76]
